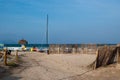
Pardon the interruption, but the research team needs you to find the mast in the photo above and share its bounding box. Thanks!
[46,14,48,45]
[46,14,49,54]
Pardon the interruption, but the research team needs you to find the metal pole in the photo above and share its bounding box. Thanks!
[46,14,48,44]
[46,14,49,54]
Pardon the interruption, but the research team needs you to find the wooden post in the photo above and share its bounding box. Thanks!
[4,49,7,66]
[86,48,88,54]
[84,48,87,54]
[81,48,83,54]
[58,46,60,54]
[94,49,98,69]
[72,48,75,54]
[117,47,119,64]
[15,50,18,62]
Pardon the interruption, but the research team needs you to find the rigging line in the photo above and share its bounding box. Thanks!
[39,28,44,48]
[40,31,46,49]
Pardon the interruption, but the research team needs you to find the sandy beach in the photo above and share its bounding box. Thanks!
[0,52,120,80]
[0,52,96,80]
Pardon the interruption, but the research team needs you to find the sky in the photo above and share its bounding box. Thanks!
[0,0,120,44]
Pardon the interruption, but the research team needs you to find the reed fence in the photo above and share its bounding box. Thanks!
[49,44,97,54]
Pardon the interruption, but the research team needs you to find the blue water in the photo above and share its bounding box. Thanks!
[3,44,49,50]
[3,44,116,48]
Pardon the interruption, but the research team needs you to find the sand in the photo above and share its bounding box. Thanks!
[0,52,95,80]
[1,52,120,80]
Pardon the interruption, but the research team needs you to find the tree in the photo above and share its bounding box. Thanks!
[18,39,28,45]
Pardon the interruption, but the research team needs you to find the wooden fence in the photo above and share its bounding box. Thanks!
[49,44,120,69]
[49,44,97,54]
[0,49,19,66]
[90,45,120,69]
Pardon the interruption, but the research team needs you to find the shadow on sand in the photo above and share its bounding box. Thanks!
[0,66,22,80]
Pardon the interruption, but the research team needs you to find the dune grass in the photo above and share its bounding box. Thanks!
[7,61,19,67]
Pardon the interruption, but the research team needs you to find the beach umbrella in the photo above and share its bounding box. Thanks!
[18,39,28,45]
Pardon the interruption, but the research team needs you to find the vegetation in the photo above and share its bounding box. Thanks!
[18,39,28,45]
[7,61,18,67]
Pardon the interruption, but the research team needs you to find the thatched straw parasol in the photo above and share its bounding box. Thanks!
[18,39,28,45]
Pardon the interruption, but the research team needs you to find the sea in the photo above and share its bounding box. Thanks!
[0,43,116,51]
[5,44,48,49]
[0,44,49,50]
[2,44,116,47]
